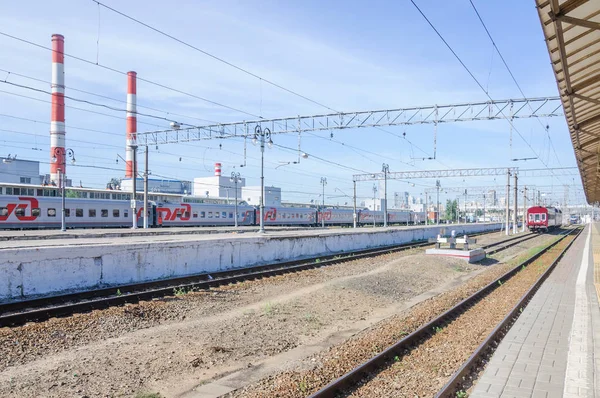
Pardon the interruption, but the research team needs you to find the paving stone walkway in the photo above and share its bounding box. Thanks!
[471,225,600,398]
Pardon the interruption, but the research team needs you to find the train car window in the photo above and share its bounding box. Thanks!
[13,188,20,195]
[229,212,233,219]
[542,214,546,221]
[222,211,227,218]
[184,211,190,218]
[37,189,43,196]
[101,209,108,217]
[27,189,34,195]
[113,209,120,217]
[124,211,128,218]
[15,208,24,217]
[32,208,41,217]
[89,209,96,217]
[76,209,83,217]
[208,211,213,218]
[200,211,205,218]
[5,187,12,195]
[47,208,56,217]
[0,207,7,216]
[193,212,198,218]
[0,187,3,194]
[215,212,220,218]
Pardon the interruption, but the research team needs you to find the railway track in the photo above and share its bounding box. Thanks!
[0,228,535,327]
[307,227,580,398]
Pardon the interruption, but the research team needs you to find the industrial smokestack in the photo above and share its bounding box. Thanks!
[50,34,65,183]
[125,71,137,178]
[214,162,222,176]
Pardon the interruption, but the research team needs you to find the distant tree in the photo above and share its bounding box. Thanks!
[445,199,458,221]
[65,189,78,198]
[107,177,122,190]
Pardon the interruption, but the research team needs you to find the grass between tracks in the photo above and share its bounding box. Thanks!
[230,234,572,398]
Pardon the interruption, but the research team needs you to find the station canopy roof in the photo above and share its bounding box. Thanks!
[536,0,600,203]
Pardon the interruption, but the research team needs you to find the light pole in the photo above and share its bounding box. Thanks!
[372,184,377,228]
[320,177,327,228]
[382,163,389,227]
[436,179,441,225]
[230,172,241,228]
[464,189,467,223]
[51,148,75,232]
[353,180,357,229]
[252,125,272,233]
[483,193,486,224]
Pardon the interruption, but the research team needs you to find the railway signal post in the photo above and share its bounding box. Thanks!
[382,163,389,228]
[320,177,327,228]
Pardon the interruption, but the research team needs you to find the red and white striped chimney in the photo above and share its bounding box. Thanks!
[214,162,222,176]
[50,34,65,183]
[125,71,137,178]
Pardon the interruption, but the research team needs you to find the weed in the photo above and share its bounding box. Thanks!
[173,287,187,296]
[433,326,444,334]
[498,280,503,286]
[456,390,468,398]
[298,380,308,393]
[304,313,318,323]
[315,258,321,264]
[264,302,274,316]
[116,289,122,297]
[520,307,523,313]
[393,355,400,362]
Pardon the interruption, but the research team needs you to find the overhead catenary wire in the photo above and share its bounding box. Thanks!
[409,0,567,186]
[0,67,220,125]
[467,0,563,168]
[92,0,340,115]
[0,31,262,119]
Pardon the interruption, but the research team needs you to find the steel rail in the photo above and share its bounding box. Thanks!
[0,228,530,327]
[308,228,577,398]
[435,226,583,397]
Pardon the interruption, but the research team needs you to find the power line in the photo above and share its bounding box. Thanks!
[0,31,261,119]
[0,88,164,128]
[409,0,566,185]
[467,0,563,168]
[92,0,339,114]
[0,67,219,125]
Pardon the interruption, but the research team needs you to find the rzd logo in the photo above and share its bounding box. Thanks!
[153,204,191,222]
[0,197,39,222]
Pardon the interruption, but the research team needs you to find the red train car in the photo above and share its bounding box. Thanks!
[526,206,563,232]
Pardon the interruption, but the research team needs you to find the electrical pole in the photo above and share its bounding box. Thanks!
[382,163,389,227]
[522,186,527,232]
[253,126,272,233]
[483,193,486,224]
[320,177,327,228]
[464,189,467,223]
[231,172,241,228]
[372,184,377,228]
[505,170,511,235]
[436,180,441,225]
[143,145,149,229]
[131,144,138,229]
[353,179,357,229]
[513,173,518,234]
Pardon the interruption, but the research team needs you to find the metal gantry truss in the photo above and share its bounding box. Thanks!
[353,167,579,181]
[135,97,562,145]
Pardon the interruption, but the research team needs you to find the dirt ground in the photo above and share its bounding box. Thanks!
[0,231,554,398]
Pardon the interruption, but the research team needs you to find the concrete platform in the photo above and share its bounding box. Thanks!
[471,224,600,398]
[425,248,486,263]
[0,223,502,302]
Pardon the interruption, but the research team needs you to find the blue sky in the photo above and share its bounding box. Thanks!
[0,0,584,205]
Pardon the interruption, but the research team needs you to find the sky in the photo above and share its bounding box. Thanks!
[0,0,584,206]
